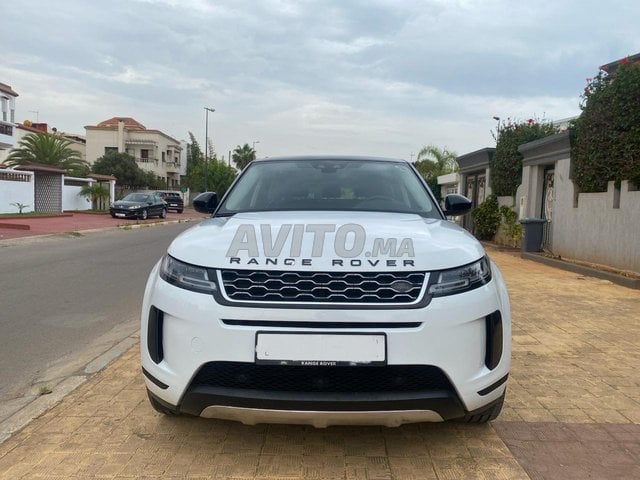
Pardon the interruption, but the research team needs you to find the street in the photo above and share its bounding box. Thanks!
[0,223,194,414]
[1,247,639,479]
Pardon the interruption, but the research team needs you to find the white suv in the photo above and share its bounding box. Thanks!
[141,156,511,427]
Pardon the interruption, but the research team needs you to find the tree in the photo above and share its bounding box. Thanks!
[79,183,110,210]
[92,151,147,187]
[185,132,203,187]
[7,132,89,177]
[490,119,558,196]
[572,61,640,191]
[231,143,256,170]
[205,160,237,198]
[413,145,458,202]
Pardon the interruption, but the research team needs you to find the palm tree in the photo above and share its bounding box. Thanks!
[7,133,89,177]
[79,183,110,210]
[414,145,458,202]
[231,143,256,170]
[414,145,458,177]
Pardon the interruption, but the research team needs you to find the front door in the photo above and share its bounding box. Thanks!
[463,173,486,231]
[541,168,554,250]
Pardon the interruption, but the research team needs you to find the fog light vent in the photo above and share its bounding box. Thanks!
[485,310,503,370]
[147,306,164,364]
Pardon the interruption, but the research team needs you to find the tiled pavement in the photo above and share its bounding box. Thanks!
[0,248,638,479]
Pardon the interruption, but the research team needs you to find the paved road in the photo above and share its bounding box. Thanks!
[0,248,639,478]
[0,223,194,407]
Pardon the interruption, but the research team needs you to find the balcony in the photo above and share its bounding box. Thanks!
[135,157,158,165]
[0,121,15,149]
[165,161,181,173]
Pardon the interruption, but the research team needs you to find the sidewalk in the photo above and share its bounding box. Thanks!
[0,209,208,241]
[0,248,638,479]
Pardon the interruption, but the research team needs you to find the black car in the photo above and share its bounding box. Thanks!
[157,191,184,213]
[110,192,167,220]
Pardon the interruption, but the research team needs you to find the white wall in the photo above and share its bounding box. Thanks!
[551,157,640,273]
[62,184,91,211]
[0,171,34,213]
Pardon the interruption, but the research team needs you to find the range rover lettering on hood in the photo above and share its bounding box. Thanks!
[226,223,415,267]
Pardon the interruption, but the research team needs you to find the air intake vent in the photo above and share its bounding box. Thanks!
[220,270,426,304]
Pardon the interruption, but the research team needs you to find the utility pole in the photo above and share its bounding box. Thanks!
[204,107,215,191]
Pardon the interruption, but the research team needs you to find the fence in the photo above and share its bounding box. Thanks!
[0,170,34,213]
[0,171,110,214]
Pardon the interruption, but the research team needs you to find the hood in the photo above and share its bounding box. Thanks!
[168,211,484,271]
[113,200,144,207]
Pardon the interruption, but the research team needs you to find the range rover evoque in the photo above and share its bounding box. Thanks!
[141,156,511,427]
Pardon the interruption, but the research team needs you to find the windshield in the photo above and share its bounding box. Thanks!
[122,193,150,203]
[217,159,440,218]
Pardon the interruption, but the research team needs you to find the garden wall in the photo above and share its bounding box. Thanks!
[551,157,640,273]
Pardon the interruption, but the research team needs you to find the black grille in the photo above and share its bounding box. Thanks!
[189,362,453,393]
[220,270,426,304]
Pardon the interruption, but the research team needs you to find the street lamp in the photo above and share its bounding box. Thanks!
[252,140,260,158]
[204,107,215,191]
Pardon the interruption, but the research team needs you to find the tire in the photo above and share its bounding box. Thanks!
[160,208,167,219]
[110,213,116,218]
[140,209,148,220]
[146,389,180,416]
[177,209,183,214]
[457,390,505,423]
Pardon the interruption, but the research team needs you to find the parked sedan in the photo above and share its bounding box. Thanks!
[110,192,167,220]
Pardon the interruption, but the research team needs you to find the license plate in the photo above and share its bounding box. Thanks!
[255,332,386,366]
[169,203,177,206]
[115,213,125,217]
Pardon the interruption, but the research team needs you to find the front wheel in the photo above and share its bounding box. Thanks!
[140,209,148,220]
[160,208,167,219]
[177,209,183,214]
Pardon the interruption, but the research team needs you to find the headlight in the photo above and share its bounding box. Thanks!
[128,205,139,209]
[159,255,217,294]
[428,257,491,297]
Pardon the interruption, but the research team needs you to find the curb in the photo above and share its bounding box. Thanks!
[0,333,139,444]
[0,222,30,230]
[521,252,640,290]
[0,217,205,245]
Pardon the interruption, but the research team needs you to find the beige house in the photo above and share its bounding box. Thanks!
[13,122,86,162]
[85,117,182,187]
[0,82,19,163]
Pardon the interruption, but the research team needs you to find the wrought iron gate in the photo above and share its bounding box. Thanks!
[541,169,554,250]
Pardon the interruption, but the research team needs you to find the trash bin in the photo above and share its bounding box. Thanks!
[519,218,546,252]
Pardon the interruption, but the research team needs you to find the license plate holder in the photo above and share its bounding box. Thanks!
[255,332,386,366]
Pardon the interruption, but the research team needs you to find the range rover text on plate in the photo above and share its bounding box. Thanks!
[140,156,511,427]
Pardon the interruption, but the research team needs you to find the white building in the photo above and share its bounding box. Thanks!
[85,117,182,187]
[0,82,19,163]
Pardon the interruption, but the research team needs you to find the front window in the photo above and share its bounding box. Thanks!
[122,193,150,203]
[217,159,440,218]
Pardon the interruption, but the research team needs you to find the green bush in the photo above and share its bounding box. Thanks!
[471,195,501,240]
[491,120,558,196]
[499,205,522,244]
[572,61,640,192]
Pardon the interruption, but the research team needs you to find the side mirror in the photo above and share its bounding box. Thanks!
[193,192,218,214]
[443,194,472,216]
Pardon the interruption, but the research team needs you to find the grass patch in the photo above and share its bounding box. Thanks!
[38,385,52,396]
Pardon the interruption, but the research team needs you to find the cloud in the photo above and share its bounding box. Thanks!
[2,0,639,160]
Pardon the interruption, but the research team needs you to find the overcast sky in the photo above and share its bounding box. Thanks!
[3,0,639,160]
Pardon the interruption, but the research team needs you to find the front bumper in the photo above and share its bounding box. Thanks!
[110,208,141,218]
[140,261,511,425]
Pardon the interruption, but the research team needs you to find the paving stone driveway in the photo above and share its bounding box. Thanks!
[0,248,638,479]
